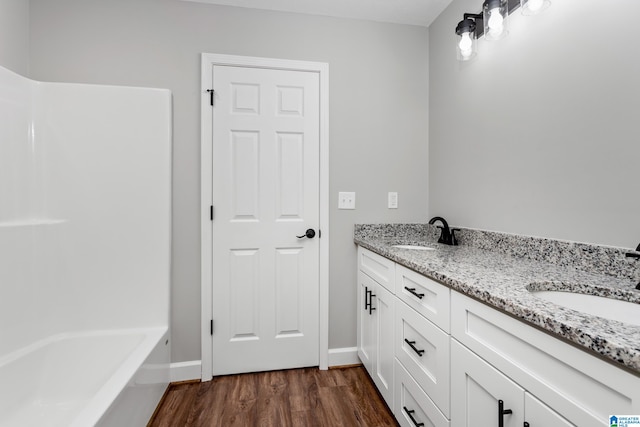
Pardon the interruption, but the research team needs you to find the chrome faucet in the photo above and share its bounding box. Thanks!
[625,243,640,290]
[428,216,458,246]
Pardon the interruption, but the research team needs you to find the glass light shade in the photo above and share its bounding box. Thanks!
[520,0,550,15]
[483,0,509,40]
[455,19,478,61]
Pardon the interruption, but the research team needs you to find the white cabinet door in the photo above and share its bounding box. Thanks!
[357,269,394,408]
[357,271,376,372]
[372,283,395,408]
[451,340,524,427]
[525,393,574,427]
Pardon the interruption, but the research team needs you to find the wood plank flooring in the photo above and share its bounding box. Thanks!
[148,366,399,427]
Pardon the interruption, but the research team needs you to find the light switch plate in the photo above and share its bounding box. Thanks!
[388,192,398,209]
[338,192,356,209]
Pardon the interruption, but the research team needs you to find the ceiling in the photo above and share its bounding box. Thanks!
[182,0,453,27]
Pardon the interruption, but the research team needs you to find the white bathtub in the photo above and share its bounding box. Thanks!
[0,327,169,427]
[0,67,172,427]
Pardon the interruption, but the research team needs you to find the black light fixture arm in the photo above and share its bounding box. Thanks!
[456,13,484,38]
[458,0,522,39]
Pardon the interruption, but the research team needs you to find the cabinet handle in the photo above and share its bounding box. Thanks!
[404,286,425,300]
[404,339,425,356]
[369,293,376,315]
[498,400,513,427]
[403,406,425,427]
[364,287,371,310]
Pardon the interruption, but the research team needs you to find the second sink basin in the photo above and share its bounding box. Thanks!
[530,289,640,326]
[391,245,436,251]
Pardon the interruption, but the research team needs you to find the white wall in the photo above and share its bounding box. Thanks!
[0,0,29,74]
[429,0,640,248]
[29,0,430,362]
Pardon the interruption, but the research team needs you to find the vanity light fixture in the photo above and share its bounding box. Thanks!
[455,17,478,61]
[455,0,550,60]
[483,0,509,40]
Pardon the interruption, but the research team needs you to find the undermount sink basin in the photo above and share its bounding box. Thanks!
[530,290,640,326]
[391,245,436,251]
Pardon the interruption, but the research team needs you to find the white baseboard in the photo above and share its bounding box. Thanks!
[171,350,360,381]
[170,360,202,382]
[328,347,360,367]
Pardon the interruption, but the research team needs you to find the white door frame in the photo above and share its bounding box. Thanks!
[200,53,329,380]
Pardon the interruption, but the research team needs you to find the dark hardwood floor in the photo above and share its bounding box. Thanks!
[148,366,399,427]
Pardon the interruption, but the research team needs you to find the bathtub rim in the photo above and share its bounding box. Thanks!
[72,327,168,427]
[0,326,168,427]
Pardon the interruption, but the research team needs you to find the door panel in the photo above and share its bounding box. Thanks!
[275,247,303,337]
[230,131,259,219]
[277,132,304,218]
[212,65,320,375]
[228,249,259,341]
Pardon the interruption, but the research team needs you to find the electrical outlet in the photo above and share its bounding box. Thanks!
[338,192,355,209]
[388,192,398,209]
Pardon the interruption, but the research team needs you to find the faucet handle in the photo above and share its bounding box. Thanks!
[451,228,460,246]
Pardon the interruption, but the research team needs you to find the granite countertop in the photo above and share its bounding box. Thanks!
[355,228,640,374]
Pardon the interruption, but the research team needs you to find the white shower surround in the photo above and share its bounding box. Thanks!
[0,66,172,426]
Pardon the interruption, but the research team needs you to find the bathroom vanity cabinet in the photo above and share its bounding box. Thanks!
[357,247,451,426]
[356,246,640,427]
[450,291,638,427]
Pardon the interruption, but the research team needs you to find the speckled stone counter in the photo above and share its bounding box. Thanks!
[354,223,640,374]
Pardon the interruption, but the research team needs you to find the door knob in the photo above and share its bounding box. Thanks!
[296,229,316,239]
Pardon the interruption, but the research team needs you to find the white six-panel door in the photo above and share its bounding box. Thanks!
[211,65,320,375]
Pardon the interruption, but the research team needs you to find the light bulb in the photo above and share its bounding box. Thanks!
[527,0,543,12]
[487,8,504,37]
[458,32,473,58]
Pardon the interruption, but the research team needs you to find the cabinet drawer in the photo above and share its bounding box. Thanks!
[396,264,450,332]
[396,299,450,417]
[451,291,640,427]
[358,247,395,292]
[394,359,449,427]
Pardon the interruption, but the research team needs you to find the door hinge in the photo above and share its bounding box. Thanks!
[210,319,214,335]
[210,205,214,221]
[206,89,214,106]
